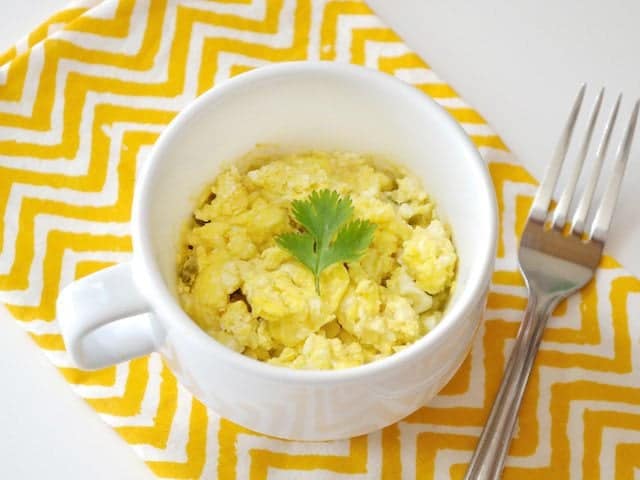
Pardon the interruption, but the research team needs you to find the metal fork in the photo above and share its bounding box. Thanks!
[464,86,640,480]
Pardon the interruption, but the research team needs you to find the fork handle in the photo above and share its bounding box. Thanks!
[464,291,559,480]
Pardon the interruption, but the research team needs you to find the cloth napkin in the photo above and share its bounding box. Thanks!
[1,0,638,478]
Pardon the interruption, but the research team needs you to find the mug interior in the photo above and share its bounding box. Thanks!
[134,62,496,371]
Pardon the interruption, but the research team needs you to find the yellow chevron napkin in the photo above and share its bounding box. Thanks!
[1,0,638,478]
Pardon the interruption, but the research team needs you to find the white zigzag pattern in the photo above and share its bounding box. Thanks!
[74,362,130,398]
[494,180,538,272]
[307,0,326,61]
[240,431,382,479]
[0,215,130,304]
[135,380,193,462]
[199,415,222,480]
[397,422,478,480]
[363,41,411,69]
[54,0,150,53]
[429,318,486,408]
[100,352,163,427]
[0,123,159,303]
[183,0,267,18]
[0,0,298,151]
[601,425,640,479]
[214,52,272,85]
[0,121,155,280]
[334,14,383,63]
[0,47,46,114]
[81,0,119,20]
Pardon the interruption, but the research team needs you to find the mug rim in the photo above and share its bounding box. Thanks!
[132,61,498,384]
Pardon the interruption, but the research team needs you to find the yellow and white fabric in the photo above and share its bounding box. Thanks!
[1,0,638,478]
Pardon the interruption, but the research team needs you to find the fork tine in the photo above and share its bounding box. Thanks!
[589,99,640,241]
[570,94,622,234]
[551,88,604,229]
[529,84,586,222]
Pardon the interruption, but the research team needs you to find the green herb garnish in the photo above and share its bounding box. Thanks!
[276,189,376,293]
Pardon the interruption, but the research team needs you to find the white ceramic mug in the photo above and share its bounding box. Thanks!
[57,62,497,441]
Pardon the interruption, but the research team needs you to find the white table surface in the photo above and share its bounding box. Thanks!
[0,1,639,478]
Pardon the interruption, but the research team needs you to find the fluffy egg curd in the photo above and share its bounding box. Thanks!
[177,150,457,370]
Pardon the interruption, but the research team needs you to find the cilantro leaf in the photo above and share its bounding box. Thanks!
[290,190,353,242]
[276,190,376,293]
[275,232,316,272]
[319,219,377,270]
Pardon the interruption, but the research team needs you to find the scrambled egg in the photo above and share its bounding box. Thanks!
[178,151,457,370]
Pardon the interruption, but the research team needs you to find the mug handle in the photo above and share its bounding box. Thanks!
[57,262,157,370]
